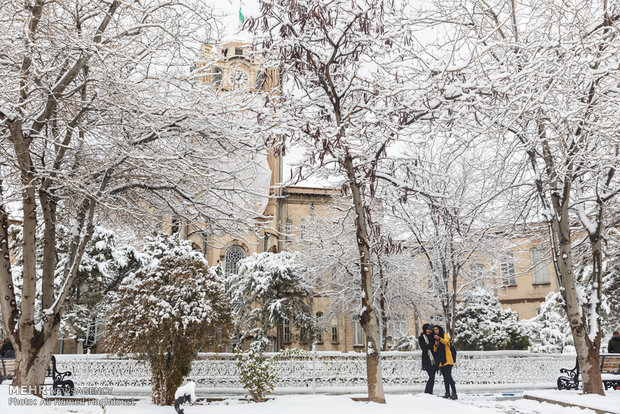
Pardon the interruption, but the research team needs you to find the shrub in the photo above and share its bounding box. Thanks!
[104,248,232,405]
[455,287,529,351]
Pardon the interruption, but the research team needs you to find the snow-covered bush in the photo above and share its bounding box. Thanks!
[2,224,146,346]
[454,288,529,350]
[390,335,417,351]
[60,226,147,343]
[104,241,232,405]
[228,252,313,348]
[523,291,573,353]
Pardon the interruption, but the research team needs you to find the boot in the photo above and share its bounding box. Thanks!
[450,394,458,400]
[442,393,451,399]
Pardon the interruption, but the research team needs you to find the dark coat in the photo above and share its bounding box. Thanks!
[0,340,14,358]
[609,336,620,353]
[418,325,437,372]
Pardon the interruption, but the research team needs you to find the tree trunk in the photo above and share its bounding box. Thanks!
[152,367,174,405]
[344,153,385,404]
[12,321,60,397]
[551,201,604,395]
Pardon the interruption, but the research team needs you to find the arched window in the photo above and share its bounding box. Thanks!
[225,245,245,276]
[213,67,222,86]
[256,70,266,90]
[315,312,323,343]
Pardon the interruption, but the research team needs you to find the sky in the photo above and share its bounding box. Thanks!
[211,0,261,42]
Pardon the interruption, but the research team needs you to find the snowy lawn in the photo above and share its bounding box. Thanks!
[3,385,619,414]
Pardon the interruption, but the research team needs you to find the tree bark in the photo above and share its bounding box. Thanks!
[344,152,386,404]
[12,320,60,396]
[551,207,603,395]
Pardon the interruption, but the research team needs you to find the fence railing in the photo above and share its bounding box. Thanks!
[54,351,574,392]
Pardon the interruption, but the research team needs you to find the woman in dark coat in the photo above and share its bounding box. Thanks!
[418,323,437,394]
[433,325,457,400]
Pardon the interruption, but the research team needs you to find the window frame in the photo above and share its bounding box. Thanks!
[352,316,365,347]
[500,251,517,287]
[315,312,323,343]
[531,248,550,284]
[283,319,291,343]
[284,218,292,242]
[331,319,339,343]
[213,67,222,86]
[225,245,245,276]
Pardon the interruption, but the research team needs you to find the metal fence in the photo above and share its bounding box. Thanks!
[54,351,574,393]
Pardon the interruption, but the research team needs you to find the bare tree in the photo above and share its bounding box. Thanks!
[298,200,433,351]
[423,0,620,394]
[388,138,512,338]
[247,0,424,402]
[0,0,266,392]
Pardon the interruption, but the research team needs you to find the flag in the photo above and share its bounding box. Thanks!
[238,8,245,27]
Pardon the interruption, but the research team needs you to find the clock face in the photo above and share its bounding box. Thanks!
[230,69,249,87]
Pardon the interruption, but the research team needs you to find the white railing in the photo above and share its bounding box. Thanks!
[54,351,575,391]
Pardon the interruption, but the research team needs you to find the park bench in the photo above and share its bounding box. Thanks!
[600,354,620,390]
[0,356,74,395]
[0,357,18,384]
[557,354,620,390]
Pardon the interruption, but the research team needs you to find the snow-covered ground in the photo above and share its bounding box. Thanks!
[1,385,618,414]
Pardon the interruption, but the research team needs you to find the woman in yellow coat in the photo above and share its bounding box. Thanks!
[433,325,457,399]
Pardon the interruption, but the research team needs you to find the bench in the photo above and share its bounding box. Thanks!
[0,358,18,384]
[0,356,74,395]
[557,354,620,390]
[600,354,620,391]
[51,355,74,396]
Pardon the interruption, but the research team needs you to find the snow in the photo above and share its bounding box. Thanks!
[175,381,196,403]
[2,385,620,414]
[525,389,620,413]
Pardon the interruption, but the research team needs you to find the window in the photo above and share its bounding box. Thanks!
[84,317,100,350]
[235,47,243,56]
[331,319,339,342]
[352,316,365,347]
[225,245,245,276]
[300,223,306,240]
[213,67,222,86]
[256,70,266,90]
[170,216,179,235]
[283,319,291,343]
[501,252,516,286]
[285,218,292,241]
[531,248,550,284]
[315,312,323,342]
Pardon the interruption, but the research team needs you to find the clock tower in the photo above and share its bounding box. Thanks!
[197,40,283,249]
[200,41,279,92]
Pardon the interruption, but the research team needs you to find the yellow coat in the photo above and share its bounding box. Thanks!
[433,333,454,367]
